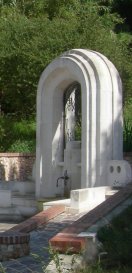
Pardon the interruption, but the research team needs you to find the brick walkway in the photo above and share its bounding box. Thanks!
[1,210,87,273]
[1,182,132,272]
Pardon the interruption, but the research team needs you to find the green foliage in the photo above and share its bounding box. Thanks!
[8,139,35,153]
[0,262,6,273]
[0,0,131,119]
[97,0,132,30]
[0,0,131,152]
[0,116,36,152]
[97,205,132,267]
[123,120,132,152]
[123,99,132,152]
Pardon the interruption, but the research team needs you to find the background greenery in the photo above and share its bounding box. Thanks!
[0,0,131,152]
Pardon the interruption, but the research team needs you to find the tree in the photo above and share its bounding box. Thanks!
[0,0,131,118]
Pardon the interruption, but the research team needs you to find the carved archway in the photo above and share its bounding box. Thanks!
[36,49,122,198]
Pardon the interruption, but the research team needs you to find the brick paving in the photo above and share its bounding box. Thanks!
[0,211,86,273]
[0,182,132,272]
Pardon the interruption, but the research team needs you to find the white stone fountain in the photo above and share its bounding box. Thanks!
[36,49,131,212]
[0,49,131,218]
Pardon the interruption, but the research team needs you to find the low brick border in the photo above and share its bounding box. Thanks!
[0,232,30,261]
[0,205,65,261]
[49,234,86,253]
[50,182,132,253]
[9,204,65,233]
[0,232,30,244]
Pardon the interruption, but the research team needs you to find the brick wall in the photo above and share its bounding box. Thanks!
[0,152,131,182]
[0,153,35,181]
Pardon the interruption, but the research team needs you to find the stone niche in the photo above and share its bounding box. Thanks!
[36,49,132,198]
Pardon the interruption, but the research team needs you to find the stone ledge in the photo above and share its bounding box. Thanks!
[0,153,35,157]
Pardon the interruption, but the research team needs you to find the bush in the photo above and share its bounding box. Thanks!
[0,1,131,119]
[123,119,132,152]
[0,116,36,152]
[123,99,132,152]
[97,205,132,267]
[8,139,35,153]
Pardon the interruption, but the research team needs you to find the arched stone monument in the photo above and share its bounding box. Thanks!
[36,49,131,199]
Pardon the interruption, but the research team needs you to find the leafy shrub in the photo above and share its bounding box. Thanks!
[0,116,36,152]
[123,119,132,152]
[123,99,132,152]
[0,0,131,119]
[8,139,35,153]
[97,205,132,267]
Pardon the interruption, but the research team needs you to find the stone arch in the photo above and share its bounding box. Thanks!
[36,49,123,198]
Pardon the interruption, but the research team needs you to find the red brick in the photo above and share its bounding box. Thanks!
[50,235,86,253]
[9,205,65,233]
[0,232,30,245]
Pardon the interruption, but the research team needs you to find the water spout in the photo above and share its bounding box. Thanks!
[56,170,69,187]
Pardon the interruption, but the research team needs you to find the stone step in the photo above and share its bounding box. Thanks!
[0,192,37,220]
[12,194,37,207]
[0,206,22,222]
[11,194,37,217]
[0,181,35,194]
[12,191,35,196]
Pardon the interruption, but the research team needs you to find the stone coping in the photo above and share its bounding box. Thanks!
[0,152,131,157]
[0,153,35,157]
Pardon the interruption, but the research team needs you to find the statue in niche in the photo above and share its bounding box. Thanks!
[64,82,81,145]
